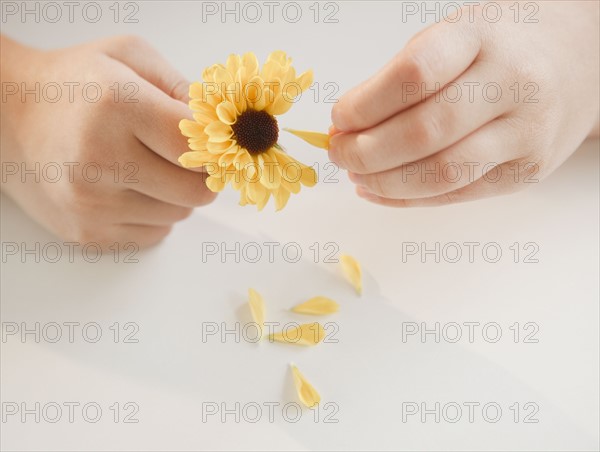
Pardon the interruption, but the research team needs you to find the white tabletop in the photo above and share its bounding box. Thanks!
[1,2,599,450]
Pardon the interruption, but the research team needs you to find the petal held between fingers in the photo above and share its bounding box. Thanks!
[284,128,330,150]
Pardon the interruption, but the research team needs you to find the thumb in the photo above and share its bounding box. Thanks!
[101,35,190,103]
[100,35,209,172]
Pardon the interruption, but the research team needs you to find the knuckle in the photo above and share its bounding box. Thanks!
[60,213,106,245]
[169,79,191,102]
[332,91,367,131]
[434,156,465,192]
[112,34,151,52]
[370,172,393,198]
[410,110,444,149]
[402,48,434,85]
[345,137,371,174]
[62,184,94,217]
[174,207,194,222]
[181,180,217,207]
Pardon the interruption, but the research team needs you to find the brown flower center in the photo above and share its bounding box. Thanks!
[231,109,279,154]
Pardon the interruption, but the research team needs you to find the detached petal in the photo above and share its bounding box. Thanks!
[268,322,325,346]
[340,254,362,295]
[290,364,321,408]
[284,129,330,150]
[248,288,266,334]
[291,297,339,315]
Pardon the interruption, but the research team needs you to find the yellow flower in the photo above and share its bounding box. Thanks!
[179,51,318,211]
[290,364,321,408]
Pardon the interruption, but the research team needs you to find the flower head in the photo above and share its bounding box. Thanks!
[179,51,318,211]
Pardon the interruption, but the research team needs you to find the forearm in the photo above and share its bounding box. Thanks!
[1,35,34,162]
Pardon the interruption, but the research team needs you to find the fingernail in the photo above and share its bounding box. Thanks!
[331,105,349,133]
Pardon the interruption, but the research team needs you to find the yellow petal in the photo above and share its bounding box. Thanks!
[291,297,339,315]
[281,178,301,195]
[226,82,247,114]
[255,189,271,212]
[189,83,222,106]
[179,119,206,138]
[290,364,321,408]
[268,322,325,346]
[247,179,266,202]
[213,66,234,86]
[204,121,233,142]
[265,93,294,116]
[178,151,208,168]
[226,54,242,77]
[248,288,266,334]
[206,139,234,154]
[284,128,330,150]
[300,165,318,187]
[192,109,218,126]
[258,152,280,189]
[267,50,290,66]
[187,135,209,151]
[296,70,314,93]
[202,64,225,83]
[206,175,226,192]
[340,254,362,295]
[242,52,259,80]
[273,186,291,211]
[216,101,238,125]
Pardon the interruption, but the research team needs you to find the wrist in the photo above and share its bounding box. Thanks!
[0,36,42,160]
[0,35,42,196]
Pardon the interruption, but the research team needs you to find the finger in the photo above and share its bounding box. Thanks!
[118,75,201,170]
[110,224,174,249]
[348,118,522,199]
[115,190,193,226]
[100,36,203,171]
[128,140,217,208]
[329,62,516,174]
[355,159,538,207]
[101,35,189,102]
[331,18,482,132]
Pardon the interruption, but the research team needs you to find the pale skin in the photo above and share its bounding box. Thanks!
[329,1,600,207]
[0,35,215,248]
[1,1,599,248]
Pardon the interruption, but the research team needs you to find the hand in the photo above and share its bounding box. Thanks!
[1,35,216,248]
[328,1,599,207]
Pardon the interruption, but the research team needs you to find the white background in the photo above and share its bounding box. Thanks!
[1,1,599,450]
